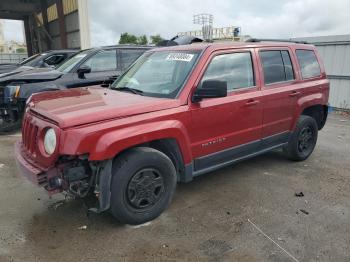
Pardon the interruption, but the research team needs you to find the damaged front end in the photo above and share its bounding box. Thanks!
[15,141,113,213]
[49,155,113,213]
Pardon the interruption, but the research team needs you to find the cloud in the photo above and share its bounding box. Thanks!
[2,0,350,47]
[236,0,350,38]
[88,0,350,47]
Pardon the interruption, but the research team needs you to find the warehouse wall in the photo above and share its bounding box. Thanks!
[33,0,90,51]
[294,35,350,110]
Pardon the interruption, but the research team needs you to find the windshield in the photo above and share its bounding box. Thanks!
[56,50,91,73]
[20,53,46,66]
[112,50,200,98]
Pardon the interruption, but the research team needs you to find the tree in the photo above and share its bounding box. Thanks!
[16,48,27,53]
[119,33,148,45]
[119,33,138,44]
[137,35,148,45]
[150,34,164,45]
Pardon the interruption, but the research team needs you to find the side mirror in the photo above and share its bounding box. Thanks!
[101,75,119,87]
[192,80,227,102]
[77,65,91,79]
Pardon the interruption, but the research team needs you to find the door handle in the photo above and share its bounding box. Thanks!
[245,100,259,106]
[289,91,301,97]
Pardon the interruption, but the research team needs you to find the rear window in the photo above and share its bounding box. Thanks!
[260,50,295,84]
[296,50,321,79]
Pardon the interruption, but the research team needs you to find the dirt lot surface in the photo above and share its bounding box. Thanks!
[0,112,349,262]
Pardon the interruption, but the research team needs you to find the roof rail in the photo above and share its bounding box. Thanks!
[245,38,308,44]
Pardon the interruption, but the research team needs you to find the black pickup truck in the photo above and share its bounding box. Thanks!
[0,45,150,132]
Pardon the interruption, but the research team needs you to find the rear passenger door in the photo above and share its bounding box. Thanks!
[258,49,299,143]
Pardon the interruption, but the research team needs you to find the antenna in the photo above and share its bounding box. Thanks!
[193,14,213,41]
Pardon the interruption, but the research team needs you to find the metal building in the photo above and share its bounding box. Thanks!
[294,35,350,110]
[0,0,90,56]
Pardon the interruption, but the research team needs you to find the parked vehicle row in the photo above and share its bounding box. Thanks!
[0,45,150,132]
[14,40,329,225]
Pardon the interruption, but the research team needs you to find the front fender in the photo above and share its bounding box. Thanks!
[89,120,192,164]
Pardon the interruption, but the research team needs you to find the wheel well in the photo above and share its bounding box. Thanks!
[301,105,328,130]
[117,138,186,181]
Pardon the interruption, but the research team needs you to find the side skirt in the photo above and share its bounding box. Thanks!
[183,132,290,181]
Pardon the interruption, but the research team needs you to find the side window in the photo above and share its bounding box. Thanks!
[201,52,255,92]
[44,55,66,66]
[296,50,321,79]
[82,50,117,72]
[260,50,295,84]
[120,49,145,70]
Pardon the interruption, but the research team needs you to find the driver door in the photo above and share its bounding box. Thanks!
[188,49,263,172]
[73,49,118,87]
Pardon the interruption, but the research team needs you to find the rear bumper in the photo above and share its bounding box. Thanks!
[14,141,48,186]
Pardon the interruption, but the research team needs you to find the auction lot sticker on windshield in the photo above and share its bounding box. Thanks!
[166,53,194,62]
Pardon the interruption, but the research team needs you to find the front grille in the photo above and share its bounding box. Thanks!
[22,117,39,155]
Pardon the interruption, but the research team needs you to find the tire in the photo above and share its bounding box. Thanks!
[283,115,318,161]
[110,147,177,225]
[0,117,22,134]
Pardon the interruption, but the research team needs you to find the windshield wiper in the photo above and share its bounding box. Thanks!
[114,87,144,95]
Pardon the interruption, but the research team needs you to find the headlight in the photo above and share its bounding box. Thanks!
[44,128,57,155]
[4,85,21,103]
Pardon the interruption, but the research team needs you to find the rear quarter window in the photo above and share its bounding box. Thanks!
[296,50,321,79]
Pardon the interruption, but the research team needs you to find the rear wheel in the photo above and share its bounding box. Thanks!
[283,115,318,161]
[110,147,177,225]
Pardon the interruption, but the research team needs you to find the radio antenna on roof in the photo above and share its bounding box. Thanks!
[193,14,213,41]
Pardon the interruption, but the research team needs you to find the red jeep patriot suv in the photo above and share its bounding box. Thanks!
[15,40,329,225]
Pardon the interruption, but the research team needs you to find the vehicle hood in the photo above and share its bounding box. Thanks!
[0,64,21,75]
[29,86,182,128]
[0,67,62,83]
[0,66,33,79]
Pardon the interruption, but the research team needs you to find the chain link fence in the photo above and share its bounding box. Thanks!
[0,53,28,64]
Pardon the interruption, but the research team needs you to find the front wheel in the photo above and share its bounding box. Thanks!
[283,115,318,161]
[0,115,22,134]
[110,147,177,225]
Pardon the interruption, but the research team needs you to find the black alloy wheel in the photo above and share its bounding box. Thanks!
[126,168,165,210]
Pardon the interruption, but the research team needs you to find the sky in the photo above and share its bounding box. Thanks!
[1,20,24,43]
[1,0,350,46]
[88,0,350,46]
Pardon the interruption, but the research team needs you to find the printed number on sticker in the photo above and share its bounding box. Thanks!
[166,53,194,62]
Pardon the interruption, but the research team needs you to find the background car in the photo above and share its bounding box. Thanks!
[0,49,78,76]
[0,45,151,133]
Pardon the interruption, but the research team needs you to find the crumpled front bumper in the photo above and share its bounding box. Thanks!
[15,141,65,195]
[14,141,47,185]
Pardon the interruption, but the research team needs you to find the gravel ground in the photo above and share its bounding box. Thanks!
[0,112,349,262]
